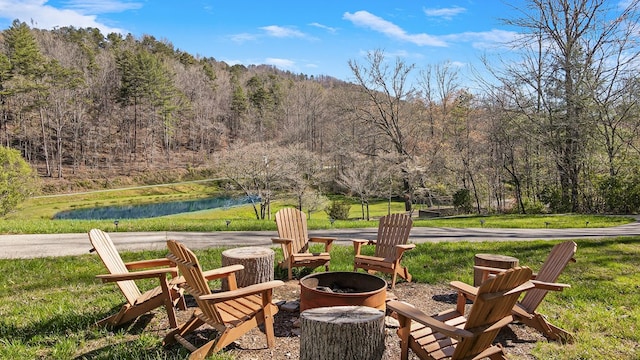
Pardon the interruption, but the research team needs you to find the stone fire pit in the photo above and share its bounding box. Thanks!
[299,271,387,312]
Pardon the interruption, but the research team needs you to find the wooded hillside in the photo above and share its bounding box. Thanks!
[2,0,640,215]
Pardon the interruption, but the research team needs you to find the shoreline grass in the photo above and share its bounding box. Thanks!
[0,212,632,234]
[1,183,634,234]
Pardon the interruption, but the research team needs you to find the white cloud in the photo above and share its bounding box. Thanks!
[445,29,519,49]
[218,57,297,71]
[230,32,258,43]
[309,22,337,34]
[343,10,447,47]
[423,6,466,20]
[260,25,305,38]
[265,57,295,69]
[0,0,133,34]
[61,0,141,14]
[230,25,311,44]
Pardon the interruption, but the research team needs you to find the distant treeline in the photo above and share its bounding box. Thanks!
[2,1,640,216]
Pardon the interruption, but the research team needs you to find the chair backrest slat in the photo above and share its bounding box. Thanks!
[275,208,309,254]
[454,266,533,359]
[520,241,577,312]
[89,229,141,305]
[167,240,223,324]
[375,214,413,260]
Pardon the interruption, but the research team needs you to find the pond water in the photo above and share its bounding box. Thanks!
[53,196,257,220]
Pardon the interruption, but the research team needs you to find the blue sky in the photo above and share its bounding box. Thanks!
[0,1,620,83]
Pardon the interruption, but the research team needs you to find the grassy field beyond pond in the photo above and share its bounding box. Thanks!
[1,238,638,359]
[1,182,634,234]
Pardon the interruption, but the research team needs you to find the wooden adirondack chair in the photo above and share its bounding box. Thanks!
[272,208,336,280]
[164,240,284,359]
[387,266,534,360]
[452,240,577,342]
[88,228,186,328]
[353,213,415,288]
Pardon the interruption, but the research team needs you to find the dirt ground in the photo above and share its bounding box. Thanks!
[164,280,546,360]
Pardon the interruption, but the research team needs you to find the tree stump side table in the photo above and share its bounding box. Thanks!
[221,246,274,290]
[473,253,519,286]
[300,305,385,360]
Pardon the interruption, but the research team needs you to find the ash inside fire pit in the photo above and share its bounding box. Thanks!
[315,284,358,293]
[299,271,387,311]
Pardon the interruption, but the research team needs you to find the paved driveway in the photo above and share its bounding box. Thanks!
[2,221,640,259]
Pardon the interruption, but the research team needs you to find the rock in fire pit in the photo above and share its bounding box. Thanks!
[299,271,387,312]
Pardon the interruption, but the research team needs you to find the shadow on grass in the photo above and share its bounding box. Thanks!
[74,338,187,359]
[1,305,158,345]
[495,325,540,348]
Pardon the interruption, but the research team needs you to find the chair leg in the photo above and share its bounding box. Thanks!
[96,313,119,327]
[456,292,468,315]
[163,314,205,345]
[488,351,508,359]
[476,344,508,359]
[546,322,574,343]
[189,338,219,360]
[401,265,412,282]
[517,313,573,343]
[111,301,158,327]
[165,301,178,328]
[396,314,411,360]
[160,279,179,328]
[263,305,277,348]
[390,270,399,289]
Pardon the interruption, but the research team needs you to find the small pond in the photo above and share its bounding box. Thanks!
[53,196,257,220]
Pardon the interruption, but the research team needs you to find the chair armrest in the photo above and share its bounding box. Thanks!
[395,243,416,258]
[200,280,285,302]
[310,237,335,252]
[272,237,293,245]
[352,239,373,256]
[450,280,478,298]
[201,264,245,281]
[450,280,478,314]
[96,267,177,282]
[387,300,474,339]
[397,244,416,250]
[310,237,336,243]
[125,258,176,270]
[473,265,507,274]
[352,238,376,245]
[531,279,570,291]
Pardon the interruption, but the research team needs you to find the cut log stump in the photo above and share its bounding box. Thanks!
[474,253,519,286]
[221,246,274,290]
[300,305,385,360]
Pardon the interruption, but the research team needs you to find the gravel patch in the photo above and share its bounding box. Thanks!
[164,280,546,360]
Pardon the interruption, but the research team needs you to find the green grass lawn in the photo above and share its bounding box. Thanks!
[1,238,639,359]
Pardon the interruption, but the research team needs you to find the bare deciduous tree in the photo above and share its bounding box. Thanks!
[348,49,419,210]
[489,0,640,212]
